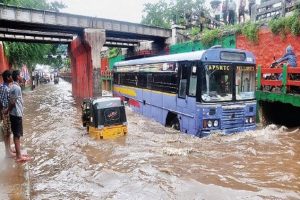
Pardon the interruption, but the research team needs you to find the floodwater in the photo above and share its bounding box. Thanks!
[0,79,299,200]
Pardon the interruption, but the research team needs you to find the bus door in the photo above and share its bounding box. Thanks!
[177,62,197,133]
[177,62,190,110]
[177,62,198,108]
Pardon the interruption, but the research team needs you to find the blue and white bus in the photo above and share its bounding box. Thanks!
[113,46,256,137]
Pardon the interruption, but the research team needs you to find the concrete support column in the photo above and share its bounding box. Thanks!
[84,28,106,97]
[69,37,89,98]
[0,42,10,73]
[69,29,105,98]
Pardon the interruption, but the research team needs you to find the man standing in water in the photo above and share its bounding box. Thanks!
[0,70,14,158]
[6,70,30,162]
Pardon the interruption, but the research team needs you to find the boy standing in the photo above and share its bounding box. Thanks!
[7,70,30,162]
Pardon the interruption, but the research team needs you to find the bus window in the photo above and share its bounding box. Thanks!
[201,65,233,102]
[189,66,197,97]
[236,66,256,100]
[137,73,147,88]
[189,75,197,96]
[147,74,152,89]
[178,63,189,98]
[113,73,118,84]
[179,79,187,98]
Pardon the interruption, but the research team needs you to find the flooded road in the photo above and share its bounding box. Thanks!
[0,79,299,199]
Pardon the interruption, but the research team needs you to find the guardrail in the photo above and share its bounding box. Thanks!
[257,65,300,94]
[59,72,72,82]
[251,0,300,21]
[100,70,112,79]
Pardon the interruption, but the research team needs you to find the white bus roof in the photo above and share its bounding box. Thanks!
[114,48,256,67]
[114,50,205,67]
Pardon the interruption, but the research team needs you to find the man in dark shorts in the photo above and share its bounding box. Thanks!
[0,70,14,157]
[238,0,246,23]
[7,70,30,162]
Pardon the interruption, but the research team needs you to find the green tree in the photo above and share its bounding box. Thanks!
[141,0,171,28]
[1,0,66,70]
[0,0,65,11]
[141,0,206,28]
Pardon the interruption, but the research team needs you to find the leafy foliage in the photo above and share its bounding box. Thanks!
[291,11,300,36]
[4,43,67,69]
[0,0,65,11]
[1,0,66,71]
[200,29,221,47]
[108,48,121,58]
[141,0,206,28]
[268,11,300,37]
[241,22,260,43]
[141,0,171,28]
[189,27,201,37]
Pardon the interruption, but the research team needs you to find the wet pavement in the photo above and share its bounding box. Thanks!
[0,79,299,199]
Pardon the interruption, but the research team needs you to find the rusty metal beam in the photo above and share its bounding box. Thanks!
[0,33,72,44]
[0,28,74,39]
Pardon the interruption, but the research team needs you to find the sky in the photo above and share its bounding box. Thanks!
[48,0,161,23]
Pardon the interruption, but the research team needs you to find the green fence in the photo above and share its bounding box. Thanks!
[109,55,125,70]
[170,35,236,54]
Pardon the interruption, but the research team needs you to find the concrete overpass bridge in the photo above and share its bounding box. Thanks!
[0,3,172,97]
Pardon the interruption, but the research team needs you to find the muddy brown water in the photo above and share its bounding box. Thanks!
[0,79,299,200]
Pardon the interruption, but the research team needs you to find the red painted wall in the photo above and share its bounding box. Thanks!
[0,42,10,77]
[237,28,300,68]
[101,57,109,72]
[69,37,93,98]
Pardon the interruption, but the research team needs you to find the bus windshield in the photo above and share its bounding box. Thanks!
[201,65,233,102]
[235,66,256,100]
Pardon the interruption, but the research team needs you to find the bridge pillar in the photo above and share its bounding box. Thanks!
[69,29,105,98]
[0,42,10,73]
[84,29,106,97]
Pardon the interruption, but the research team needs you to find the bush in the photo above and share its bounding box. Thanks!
[200,29,221,47]
[269,11,300,37]
[241,22,259,43]
[291,18,300,36]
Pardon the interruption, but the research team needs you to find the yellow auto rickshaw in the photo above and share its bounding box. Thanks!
[82,97,128,139]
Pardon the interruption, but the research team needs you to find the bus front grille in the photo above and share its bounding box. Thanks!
[221,108,244,129]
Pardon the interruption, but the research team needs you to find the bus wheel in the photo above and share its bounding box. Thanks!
[171,118,180,131]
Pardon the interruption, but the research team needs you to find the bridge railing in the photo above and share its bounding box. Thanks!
[257,65,300,94]
[251,0,300,21]
[100,70,112,79]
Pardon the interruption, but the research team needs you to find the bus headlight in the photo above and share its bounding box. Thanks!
[213,120,219,127]
[245,118,249,123]
[207,120,213,128]
[249,117,254,123]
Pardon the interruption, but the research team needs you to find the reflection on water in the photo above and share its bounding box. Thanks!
[1,79,299,199]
